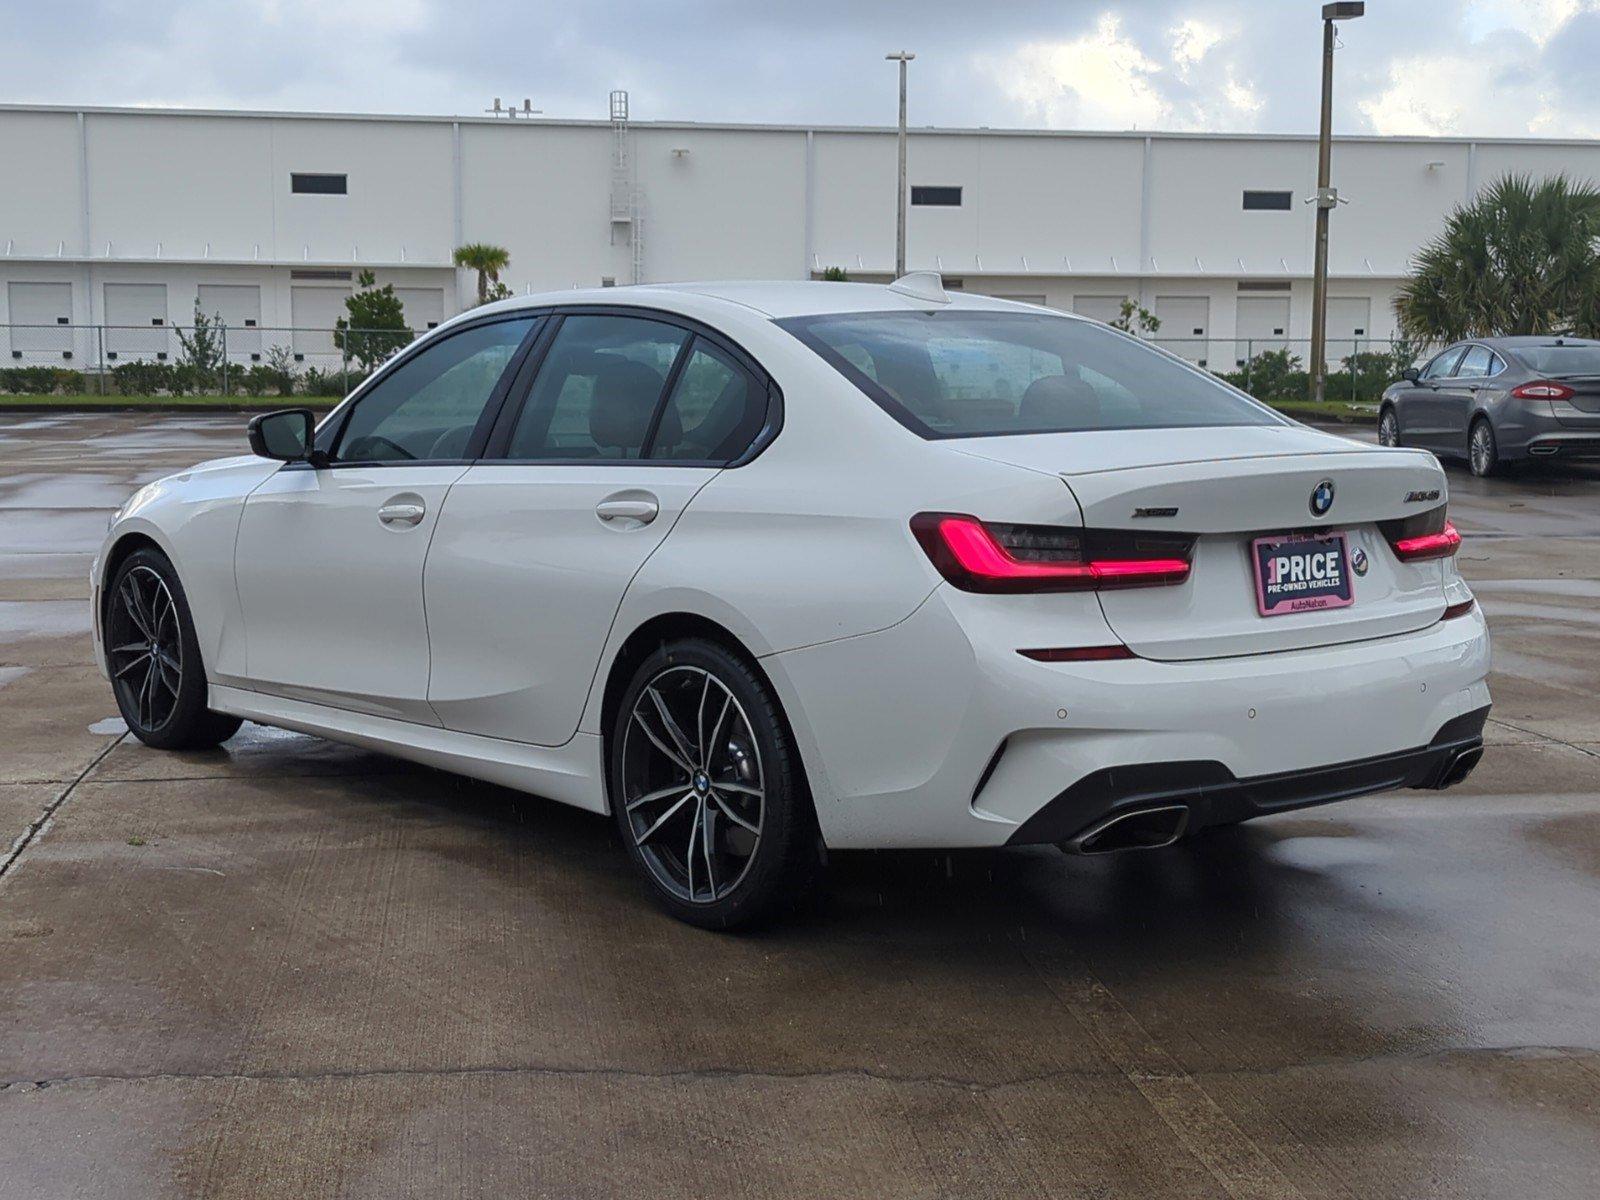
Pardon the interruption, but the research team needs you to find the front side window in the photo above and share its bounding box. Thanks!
[1420,346,1467,381]
[780,310,1278,438]
[508,315,690,459]
[335,318,536,462]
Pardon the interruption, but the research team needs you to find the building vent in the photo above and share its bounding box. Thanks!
[290,269,354,281]
[1238,280,1292,292]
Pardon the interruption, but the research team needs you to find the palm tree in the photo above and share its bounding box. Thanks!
[452,243,512,306]
[1395,174,1600,342]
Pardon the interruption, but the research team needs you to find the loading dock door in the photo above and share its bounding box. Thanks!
[198,284,263,360]
[1154,296,1210,364]
[1326,297,1373,369]
[1071,295,1129,325]
[6,282,73,360]
[1235,295,1291,365]
[394,287,445,334]
[104,283,170,361]
[290,287,352,360]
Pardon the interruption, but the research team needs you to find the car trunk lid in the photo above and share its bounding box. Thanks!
[948,429,1450,661]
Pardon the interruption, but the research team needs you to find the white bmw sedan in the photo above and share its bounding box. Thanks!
[94,277,1491,927]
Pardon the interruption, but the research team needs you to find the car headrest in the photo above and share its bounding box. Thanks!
[1019,374,1101,430]
[588,357,679,453]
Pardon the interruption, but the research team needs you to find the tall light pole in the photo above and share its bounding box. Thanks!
[886,51,915,277]
[1310,2,1363,403]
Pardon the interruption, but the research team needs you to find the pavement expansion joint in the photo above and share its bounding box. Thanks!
[0,733,125,882]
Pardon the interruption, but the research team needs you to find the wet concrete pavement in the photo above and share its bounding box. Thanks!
[1,413,1597,1198]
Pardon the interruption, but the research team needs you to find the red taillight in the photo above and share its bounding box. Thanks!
[911,513,1192,593]
[1511,381,1575,400]
[1392,520,1461,561]
[1019,645,1137,662]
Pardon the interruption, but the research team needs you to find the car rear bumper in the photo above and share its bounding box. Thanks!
[767,587,1492,850]
[1525,432,1600,460]
[1006,706,1487,848]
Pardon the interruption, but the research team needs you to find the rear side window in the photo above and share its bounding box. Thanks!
[780,310,1278,438]
[508,316,689,459]
[1455,345,1494,378]
[650,339,768,461]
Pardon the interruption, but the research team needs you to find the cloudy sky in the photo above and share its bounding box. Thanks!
[3,0,1599,138]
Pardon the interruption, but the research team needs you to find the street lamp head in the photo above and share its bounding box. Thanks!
[1322,2,1364,19]
[885,51,916,61]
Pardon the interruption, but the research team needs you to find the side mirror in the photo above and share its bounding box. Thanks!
[1402,367,1421,383]
[247,408,317,462]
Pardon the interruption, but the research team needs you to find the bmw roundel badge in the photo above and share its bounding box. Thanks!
[1310,479,1336,517]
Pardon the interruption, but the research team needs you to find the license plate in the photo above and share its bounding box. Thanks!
[1251,532,1354,616]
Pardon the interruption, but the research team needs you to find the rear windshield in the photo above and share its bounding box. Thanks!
[1513,344,1600,376]
[779,310,1279,438]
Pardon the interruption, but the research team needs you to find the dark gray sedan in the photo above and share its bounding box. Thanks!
[1379,336,1600,476]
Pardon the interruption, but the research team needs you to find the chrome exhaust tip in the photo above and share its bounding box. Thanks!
[1065,804,1191,855]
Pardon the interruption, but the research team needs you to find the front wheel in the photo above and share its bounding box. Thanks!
[1469,417,1501,478]
[1378,405,1401,447]
[105,547,243,750]
[609,638,823,929]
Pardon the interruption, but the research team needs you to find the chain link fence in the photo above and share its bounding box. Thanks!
[2,323,1429,407]
[1,322,425,400]
[1144,336,1427,406]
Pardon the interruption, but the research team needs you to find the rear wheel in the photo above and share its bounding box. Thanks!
[1378,405,1401,447]
[1469,416,1501,477]
[106,548,242,750]
[609,637,823,929]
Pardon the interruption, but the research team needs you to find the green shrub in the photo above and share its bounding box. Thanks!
[335,270,413,369]
[112,361,176,395]
[263,345,298,396]
[1217,348,1309,403]
[0,366,75,394]
[300,367,367,397]
[240,365,278,397]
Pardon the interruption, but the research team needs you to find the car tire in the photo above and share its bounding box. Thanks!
[608,637,824,930]
[1469,416,1501,478]
[105,547,243,750]
[1378,405,1401,447]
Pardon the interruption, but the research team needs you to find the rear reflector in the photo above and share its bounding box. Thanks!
[1442,598,1475,620]
[1392,520,1461,561]
[1511,381,1576,400]
[1019,645,1137,662]
[912,513,1193,593]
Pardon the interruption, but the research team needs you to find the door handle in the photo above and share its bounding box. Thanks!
[378,501,426,527]
[595,492,659,527]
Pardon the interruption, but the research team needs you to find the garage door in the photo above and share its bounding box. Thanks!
[1071,295,1129,325]
[394,287,445,334]
[1235,295,1291,365]
[290,287,352,359]
[104,283,170,361]
[1154,296,1209,365]
[1326,297,1372,368]
[197,284,263,360]
[6,282,73,360]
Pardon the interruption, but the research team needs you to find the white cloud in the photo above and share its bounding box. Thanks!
[1359,2,1600,137]
[994,15,1167,130]
[988,11,1263,132]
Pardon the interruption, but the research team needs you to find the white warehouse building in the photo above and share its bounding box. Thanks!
[4,98,1600,371]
